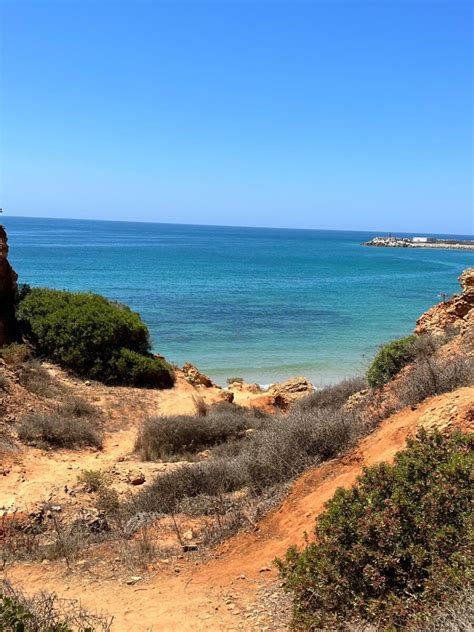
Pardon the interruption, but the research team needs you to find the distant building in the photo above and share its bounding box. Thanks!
[413,237,428,243]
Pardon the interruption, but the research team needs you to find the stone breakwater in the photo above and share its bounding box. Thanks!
[363,236,474,251]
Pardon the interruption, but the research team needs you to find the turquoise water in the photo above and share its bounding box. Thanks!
[3,216,473,386]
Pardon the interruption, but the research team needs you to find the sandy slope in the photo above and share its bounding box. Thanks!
[4,386,473,631]
[0,365,239,513]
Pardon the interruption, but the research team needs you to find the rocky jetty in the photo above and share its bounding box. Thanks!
[364,236,474,251]
[415,268,474,336]
[0,225,18,346]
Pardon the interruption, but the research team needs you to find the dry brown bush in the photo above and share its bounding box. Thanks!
[57,395,98,418]
[132,401,363,521]
[18,360,64,398]
[419,587,474,631]
[396,352,474,408]
[0,343,31,366]
[18,408,102,449]
[296,376,367,412]
[0,580,113,631]
[135,404,267,461]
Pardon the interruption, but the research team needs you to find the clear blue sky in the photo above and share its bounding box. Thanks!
[1,1,472,234]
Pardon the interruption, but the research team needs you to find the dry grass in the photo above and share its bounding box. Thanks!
[0,580,113,631]
[132,399,364,519]
[18,396,102,449]
[420,587,474,631]
[135,403,267,461]
[296,376,367,412]
[0,343,31,366]
[78,469,109,492]
[18,360,65,398]
[395,352,474,408]
[130,345,473,547]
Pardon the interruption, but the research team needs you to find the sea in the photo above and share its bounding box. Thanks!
[3,216,473,387]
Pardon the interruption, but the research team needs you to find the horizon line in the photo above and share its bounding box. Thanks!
[1,214,473,239]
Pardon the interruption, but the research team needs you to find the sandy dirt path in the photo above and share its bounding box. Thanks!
[5,387,473,631]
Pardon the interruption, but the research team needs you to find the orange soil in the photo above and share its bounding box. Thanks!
[4,386,473,631]
[0,366,251,513]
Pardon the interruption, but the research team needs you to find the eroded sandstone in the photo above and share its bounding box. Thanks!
[0,225,18,346]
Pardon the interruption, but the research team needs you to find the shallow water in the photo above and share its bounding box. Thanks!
[4,216,473,386]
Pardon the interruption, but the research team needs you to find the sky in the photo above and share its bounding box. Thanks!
[0,0,472,234]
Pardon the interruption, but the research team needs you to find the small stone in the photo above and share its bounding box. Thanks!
[126,576,142,585]
[128,471,146,486]
[182,543,198,552]
[259,566,271,573]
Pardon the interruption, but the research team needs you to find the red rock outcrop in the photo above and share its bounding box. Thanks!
[181,362,215,387]
[267,376,313,410]
[0,225,18,346]
[415,268,474,337]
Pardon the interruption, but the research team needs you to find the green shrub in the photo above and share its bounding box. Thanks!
[277,430,473,630]
[16,288,174,388]
[110,348,173,388]
[367,335,416,387]
[78,469,108,492]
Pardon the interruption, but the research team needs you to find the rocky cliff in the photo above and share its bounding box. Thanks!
[0,225,18,346]
[415,268,474,337]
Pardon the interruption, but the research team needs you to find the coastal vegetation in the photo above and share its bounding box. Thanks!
[131,377,373,530]
[277,430,473,630]
[0,220,472,630]
[135,403,267,461]
[16,287,174,388]
[18,397,102,449]
[367,335,416,387]
[128,338,472,554]
[0,581,112,631]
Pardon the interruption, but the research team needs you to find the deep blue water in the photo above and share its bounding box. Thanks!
[3,216,473,386]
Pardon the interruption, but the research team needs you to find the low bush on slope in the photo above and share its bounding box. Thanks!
[0,580,112,631]
[18,396,103,449]
[131,355,473,537]
[132,384,368,520]
[136,403,267,460]
[16,288,174,387]
[277,430,473,630]
[367,335,417,387]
